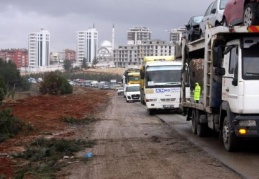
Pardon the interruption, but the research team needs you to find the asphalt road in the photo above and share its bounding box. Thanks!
[154,112,259,179]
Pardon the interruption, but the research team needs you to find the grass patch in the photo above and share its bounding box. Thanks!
[60,116,99,125]
[14,138,96,178]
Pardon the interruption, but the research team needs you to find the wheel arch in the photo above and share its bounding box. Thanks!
[244,0,250,8]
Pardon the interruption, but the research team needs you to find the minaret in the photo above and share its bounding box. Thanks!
[112,24,115,50]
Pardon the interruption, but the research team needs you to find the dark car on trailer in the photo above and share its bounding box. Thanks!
[184,15,203,42]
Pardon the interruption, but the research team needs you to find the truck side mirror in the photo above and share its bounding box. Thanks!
[215,67,225,76]
[213,47,223,67]
[232,68,238,86]
[232,77,238,86]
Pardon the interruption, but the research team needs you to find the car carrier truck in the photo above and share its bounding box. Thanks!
[140,56,189,115]
[180,25,259,151]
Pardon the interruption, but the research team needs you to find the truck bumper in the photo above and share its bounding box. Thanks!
[146,102,180,110]
[233,115,259,137]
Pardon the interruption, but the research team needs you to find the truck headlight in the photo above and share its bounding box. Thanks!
[239,120,256,127]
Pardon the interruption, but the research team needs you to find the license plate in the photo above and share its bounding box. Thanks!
[163,105,174,109]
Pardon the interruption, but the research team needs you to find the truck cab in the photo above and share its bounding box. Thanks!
[181,25,259,151]
[221,37,259,114]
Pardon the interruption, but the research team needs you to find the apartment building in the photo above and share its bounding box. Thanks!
[0,49,28,68]
[50,49,76,64]
[28,29,50,68]
[169,27,186,44]
[113,40,174,67]
[127,27,151,45]
[76,28,98,65]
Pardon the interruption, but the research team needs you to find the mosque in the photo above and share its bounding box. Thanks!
[96,25,115,68]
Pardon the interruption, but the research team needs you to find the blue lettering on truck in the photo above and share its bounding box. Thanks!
[155,88,180,93]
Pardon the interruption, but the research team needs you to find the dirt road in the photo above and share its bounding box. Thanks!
[61,94,241,179]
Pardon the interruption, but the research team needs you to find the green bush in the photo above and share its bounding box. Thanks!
[39,72,73,95]
[0,75,7,104]
[0,109,21,142]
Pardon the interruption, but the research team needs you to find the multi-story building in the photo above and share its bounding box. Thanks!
[50,52,59,65]
[64,49,76,62]
[50,49,76,65]
[28,29,50,68]
[169,27,186,44]
[127,27,151,45]
[113,40,174,67]
[0,49,28,68]
[76,28,98,65]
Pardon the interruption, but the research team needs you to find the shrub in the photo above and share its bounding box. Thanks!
[0,109,21,142]
[39,72,73,95]
[0,75,7,104]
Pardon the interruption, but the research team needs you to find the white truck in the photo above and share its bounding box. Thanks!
[180,25,259,151]
[140,56,190,115]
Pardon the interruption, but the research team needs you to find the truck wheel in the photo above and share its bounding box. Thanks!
[243,3,258,26]
[222,116,238,152]
[148,109,155,115]
[191,110,197,134]
[197,114,208,137]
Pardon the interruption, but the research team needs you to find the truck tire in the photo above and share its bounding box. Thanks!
[197,114,208,137]
[191,109,197,134]
[222,116,238,152]
[148,109,155,115]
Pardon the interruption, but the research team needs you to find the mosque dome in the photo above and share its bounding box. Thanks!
[101,40,112,47]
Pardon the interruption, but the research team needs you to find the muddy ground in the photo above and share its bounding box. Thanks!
[59,93,241,179]
[0,85,241,178]
[0,86,113,178]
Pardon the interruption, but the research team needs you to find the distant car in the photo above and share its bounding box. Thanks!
[184,15,203,42]
[28,77,37,84]
[223,0,259,26]
[199,0,227,36]
[102,84,110,90]
[117,87,124,96]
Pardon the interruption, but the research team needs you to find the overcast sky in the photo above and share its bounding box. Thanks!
[0,0,213,52]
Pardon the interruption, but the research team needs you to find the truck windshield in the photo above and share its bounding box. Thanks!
[126,86,140,92]
[146,65,181,86]
[128,76,140,81]
[242,48,259,80]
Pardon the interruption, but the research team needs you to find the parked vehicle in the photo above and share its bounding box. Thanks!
[117,87,124,96]
[122,67,140,97]
[184,15,203,42]
[125,84,141,102]
[140,56,189,115]
[180,24,259,152]
[199,0,227,36]
[223,0,259,26]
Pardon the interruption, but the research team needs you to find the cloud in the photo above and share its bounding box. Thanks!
[0,0,214,51]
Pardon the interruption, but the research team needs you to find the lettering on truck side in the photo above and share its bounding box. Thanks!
[155,88,180,93]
